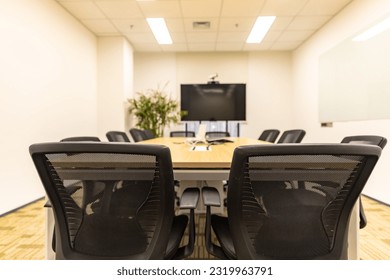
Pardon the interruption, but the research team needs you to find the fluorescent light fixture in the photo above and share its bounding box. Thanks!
[352,17,390,42]
[147,18,172,45]
[246,16,276,44]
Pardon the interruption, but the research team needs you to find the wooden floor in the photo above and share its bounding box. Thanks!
[0,199,45,259]
[359,196,390,260]
[0,195,389,260]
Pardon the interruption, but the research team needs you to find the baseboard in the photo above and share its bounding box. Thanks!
[0,196,45,217]
[362,194,390,207]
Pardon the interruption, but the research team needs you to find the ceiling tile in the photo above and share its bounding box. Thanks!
[112,19,150,33]
[218,17,257,32]
[161,43,188,52]
[58,1,106,19]
[299,0,353,16]
[260,0,309,16]
[271,41,303,50]
[243,41,273,51]
[170,33,187,43]
[166,18,185,33]
[278,29,315,41]
[272,17,294,30]
[262,30,283,43]
[217,32,248,43]
[81,19,119,34]
[216,43,245,51]
[125,32,157,44]
[95,0,143,19]
[180,0,223,18]
[188,43,217,52]
[221,0,266,17]
[137,0,182,17]
[130,43,162,52]
[287,15,331,30]
[186,32,218,43]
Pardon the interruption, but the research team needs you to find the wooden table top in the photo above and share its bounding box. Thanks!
[140,137,268,169]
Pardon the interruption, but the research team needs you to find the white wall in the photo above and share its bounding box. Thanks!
[134,53,177,96]
[0,0,98,215]
[292,0,390,204]
[246,52,293,139]
[132,53,177,133]
[133,51,293,138]
[97,37,134,138]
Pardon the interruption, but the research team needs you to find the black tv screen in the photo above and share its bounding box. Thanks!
[180,83,246,121]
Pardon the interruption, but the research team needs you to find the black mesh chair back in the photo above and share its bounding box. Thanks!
[341,135,387,229]
[258,129,280,143]
[143,129,155,140]
[205,131,230,139]
[170,131,196,137]
[129,128,147,142]
[60,136,100,142]
[341,135,387,149]
[205,144,381,259]
[106,131,131,142]
[29,142,195,259]
[277,129,305,143]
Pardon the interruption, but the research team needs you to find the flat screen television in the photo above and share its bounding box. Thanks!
[180,83,246,121]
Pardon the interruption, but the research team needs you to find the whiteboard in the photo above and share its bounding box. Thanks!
[319,15,390,122]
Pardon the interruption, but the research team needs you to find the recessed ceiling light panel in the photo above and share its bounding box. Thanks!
[246,16,276,44]
[147,18,173,45]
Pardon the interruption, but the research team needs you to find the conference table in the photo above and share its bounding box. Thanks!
[142,136,264,184]
[141,137,264,168]
[44,137,360,259]
[141,137,266,214]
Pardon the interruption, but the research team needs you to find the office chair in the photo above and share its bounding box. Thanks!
[43,135,101,250]
[129,128,147,142]
[143,129,155,139]
[170,131,196,137]
[203,144,381,259]
[106,131,131,142]
[277,129,305,143]
[205,131,230,139]
[30,142,199,259]
[341,135,387,149]
[341,135,387,229]
[169,129,196,204]
[258,129,280,143]
[60,136,101,142]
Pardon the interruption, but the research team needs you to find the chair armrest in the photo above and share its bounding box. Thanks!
[202,186,227,259]
[173,188,200,259]
[179,188,200,209]
[202,186,221,207]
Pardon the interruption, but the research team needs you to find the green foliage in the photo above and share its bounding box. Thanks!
[127,86,180,137]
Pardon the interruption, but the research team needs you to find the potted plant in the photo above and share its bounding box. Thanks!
[127,85,180,137]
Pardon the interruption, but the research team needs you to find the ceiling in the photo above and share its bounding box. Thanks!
[56,0,353,52]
